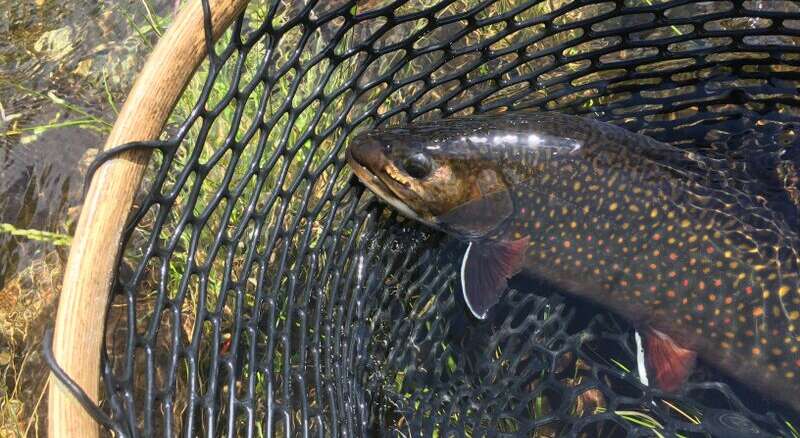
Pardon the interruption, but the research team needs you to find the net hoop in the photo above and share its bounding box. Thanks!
[47,1,248,436]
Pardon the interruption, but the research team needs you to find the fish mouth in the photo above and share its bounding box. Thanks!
[346,145,436,226]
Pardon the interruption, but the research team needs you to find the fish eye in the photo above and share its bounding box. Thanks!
[402,152,433,179]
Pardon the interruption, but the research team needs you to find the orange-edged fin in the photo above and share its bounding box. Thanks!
[643,327,697,392]
[461,237,529,319]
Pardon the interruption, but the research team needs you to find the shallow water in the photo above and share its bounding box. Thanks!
[0,2,176,434]
[0,0,173,290]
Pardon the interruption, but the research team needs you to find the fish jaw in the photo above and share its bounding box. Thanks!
[346,145,439,228]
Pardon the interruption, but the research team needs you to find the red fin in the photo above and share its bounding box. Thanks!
[643,328,697,392]
[461,237,529,319]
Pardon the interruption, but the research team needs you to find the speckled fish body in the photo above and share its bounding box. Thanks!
[346,112,800,412]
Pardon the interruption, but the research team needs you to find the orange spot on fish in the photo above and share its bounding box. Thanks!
[698,281,705,290]
[563,241,571,248]
[706,246,714,254]
[667,290,676,298]
[708,294,717,302]
[649,263,657,270]
[724,296,733,304]
[669,252,678,261]
[653,233,661,241]
[753,307,764,317]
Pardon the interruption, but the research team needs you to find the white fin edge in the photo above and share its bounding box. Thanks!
[461,242,487,320]
[635,330,649,386]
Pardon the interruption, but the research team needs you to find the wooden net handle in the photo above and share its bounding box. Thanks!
[48,0,249,436]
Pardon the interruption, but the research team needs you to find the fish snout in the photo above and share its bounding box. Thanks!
[347,135,388,171]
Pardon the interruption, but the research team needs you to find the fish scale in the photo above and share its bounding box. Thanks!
[496,114,800,371]
[347,111,800,412]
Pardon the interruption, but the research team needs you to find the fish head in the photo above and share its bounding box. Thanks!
[346,125,516,238]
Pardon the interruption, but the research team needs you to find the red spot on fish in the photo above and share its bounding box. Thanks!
[745,286,753,295]
[682,279,689,287]
[696,304,704,312]
[586,235,593,241]
[724,317,732,325]
[650,285,657,293]
[713,278,722,287]
[520,208,526,214]
[667,290,676,298]
[706,246,715,254]
[649,263,657,270]
[669,252,678,261]
[653,233,661,241]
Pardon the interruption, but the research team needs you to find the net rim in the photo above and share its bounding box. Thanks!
[47,1,248,436]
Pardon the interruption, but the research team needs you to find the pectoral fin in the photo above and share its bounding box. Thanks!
[643,328,697,392]
[461,238,529,319]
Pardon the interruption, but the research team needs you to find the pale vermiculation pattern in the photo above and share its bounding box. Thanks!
[347,111,800,412]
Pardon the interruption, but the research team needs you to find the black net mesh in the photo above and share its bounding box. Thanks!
[48,0,800,436]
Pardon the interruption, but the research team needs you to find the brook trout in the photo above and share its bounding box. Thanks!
[346,112,800,412]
